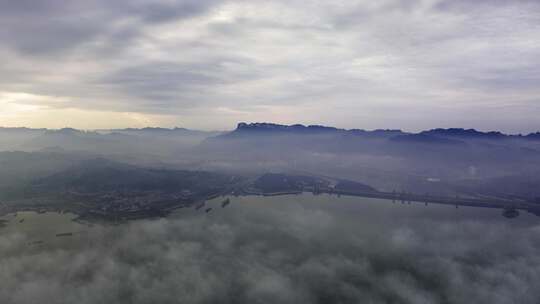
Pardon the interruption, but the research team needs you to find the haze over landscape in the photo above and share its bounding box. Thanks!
[1,1,540,304]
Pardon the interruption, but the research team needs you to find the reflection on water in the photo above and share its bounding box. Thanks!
[1,194,539,303]
[185,193,538,226]
[0,211,90,249]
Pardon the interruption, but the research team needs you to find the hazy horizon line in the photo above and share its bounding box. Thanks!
[1,122,539,136]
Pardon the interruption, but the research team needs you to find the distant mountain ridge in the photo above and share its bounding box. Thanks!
[421,128,505,138]
[232,122,540,139]
[0,127,47,132]
[0,126,214,134]
[224,122,540,140]
[104,127,218,136]
[229,122,405,137]
[526,132,540,140]
[1,124,539,138]
[197,122,540,168]
[0,126,218,154]
[235,122,401,134]
[2,123,540,155]
[236,122,341,133]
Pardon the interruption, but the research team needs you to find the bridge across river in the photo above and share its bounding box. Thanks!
[322,189,540,217]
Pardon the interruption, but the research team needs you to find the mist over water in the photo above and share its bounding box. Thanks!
[1,194,539,304]
[2,0,539,302]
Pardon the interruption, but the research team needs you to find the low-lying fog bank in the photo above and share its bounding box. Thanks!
[1,195,539,304]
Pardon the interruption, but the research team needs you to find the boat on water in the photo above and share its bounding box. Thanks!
[221,198,231,208]
[55,232,73,237]
[502,207,519,218]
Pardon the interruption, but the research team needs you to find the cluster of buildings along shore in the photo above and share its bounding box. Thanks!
[2,181,540,221]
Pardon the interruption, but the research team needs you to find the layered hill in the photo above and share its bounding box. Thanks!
[196,123,540,199]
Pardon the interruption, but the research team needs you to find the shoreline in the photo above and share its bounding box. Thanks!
[2,189,539,223]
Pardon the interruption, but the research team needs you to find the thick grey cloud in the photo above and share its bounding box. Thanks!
[98,58,259,108]
[0,0,223,55]
[1,196,540,304]
[0,0,539,131]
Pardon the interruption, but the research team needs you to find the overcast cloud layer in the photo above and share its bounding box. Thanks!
[0,0,539,131]
[1,195,540,304]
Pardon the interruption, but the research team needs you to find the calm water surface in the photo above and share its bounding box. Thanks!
[1,194,537,247]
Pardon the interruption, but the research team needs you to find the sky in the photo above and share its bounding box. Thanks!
[0,0,539,132]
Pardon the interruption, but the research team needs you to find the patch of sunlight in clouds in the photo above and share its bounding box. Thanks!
[0,91,175,129]
[0,92,50,117]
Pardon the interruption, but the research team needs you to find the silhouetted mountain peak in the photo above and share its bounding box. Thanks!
[45,128,97,136]
[235,122,348,134]
[420,128,506,139]
[526,132,540,140]
[57,128,82,134]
